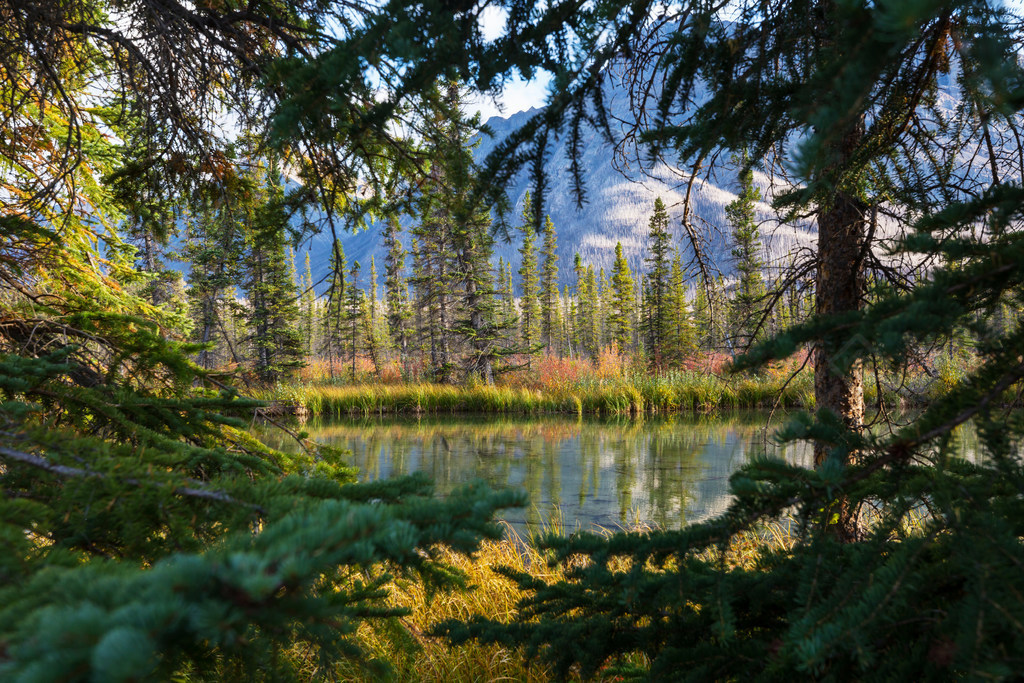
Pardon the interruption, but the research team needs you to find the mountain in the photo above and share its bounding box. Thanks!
[298,99,817,293]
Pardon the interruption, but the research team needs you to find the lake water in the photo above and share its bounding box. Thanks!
[255,412,825,531]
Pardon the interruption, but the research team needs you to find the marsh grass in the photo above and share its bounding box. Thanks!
[263,347,990,420]
[284,517,809,681]
[264,367,815,419]
[282,502,935,682]
[288,525,566,682]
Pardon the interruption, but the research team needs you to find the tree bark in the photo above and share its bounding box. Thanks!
[813,120,868,468]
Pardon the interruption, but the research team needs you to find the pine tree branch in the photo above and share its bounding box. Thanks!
[0,443,264,513]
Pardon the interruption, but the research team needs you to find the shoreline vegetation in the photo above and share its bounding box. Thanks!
[255,350,974,419]
[307,520,798,681]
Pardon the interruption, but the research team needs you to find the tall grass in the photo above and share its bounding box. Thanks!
[265,367,814,419]
[315,526,562,682]
[284,519,800,681]
[256,345,993,420]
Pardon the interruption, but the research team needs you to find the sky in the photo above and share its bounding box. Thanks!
[467,0,1024,121]
[466,6,552,120]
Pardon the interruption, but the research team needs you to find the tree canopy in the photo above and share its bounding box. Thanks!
[5,0,1024,679]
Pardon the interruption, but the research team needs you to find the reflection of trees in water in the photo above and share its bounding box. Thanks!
[251,414,838,529]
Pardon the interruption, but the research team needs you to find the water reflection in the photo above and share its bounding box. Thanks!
[255,414,817,531]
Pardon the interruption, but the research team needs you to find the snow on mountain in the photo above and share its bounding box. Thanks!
[299,99,816,292]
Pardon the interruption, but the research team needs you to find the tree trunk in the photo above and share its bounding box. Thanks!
[462,249,494,385]
[813,122,867,467]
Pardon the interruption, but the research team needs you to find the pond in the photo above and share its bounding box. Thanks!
[254,412,831,532]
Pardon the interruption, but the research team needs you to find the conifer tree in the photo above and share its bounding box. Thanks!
[644,197,673,370]
[344,260,363,382]
[407,81,514,383]
[323,240,347,380]
[301,251,317,357]
[585,266,601,360]
[184,185,246,371]
[571,254,586,358]
[727,161,766,349]
[438,83,512,383]
[539,215,560,355]
[598,268,611,349]
[366,257,382,376]
[383,216,411,372]
[608,243,635,354]
[410,195,455,381]
[562,285,574,358]
[517,194,542,366]
[242,158,304,384]
[497,257,518,340]
[667,252,695,366]
[409,237,432,374]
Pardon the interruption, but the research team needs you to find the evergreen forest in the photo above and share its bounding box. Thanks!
[3,0,1024,680]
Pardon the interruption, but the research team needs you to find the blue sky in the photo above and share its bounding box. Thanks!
[467,6,552,120]
[468,1,1024,120]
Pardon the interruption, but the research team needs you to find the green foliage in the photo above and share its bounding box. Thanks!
[0,13,529,679]
[727,160,767,349]
[242,157,306,384]
[384,216,412,366]
[331,0,1024,679]
[518,193,542,361]
[643,197,674,370]
[11,0,1024,680]
[608,243,635,353]
[540,214,561,353]
[0,209,525,678]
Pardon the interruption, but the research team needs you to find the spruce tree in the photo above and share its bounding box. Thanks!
[667,252,695,366]
[383,216,411,372]
[598,268,611,349]
[323,240,347,380]
[183,184,246,371]
[517,194,542,366]
[539,214,560,355]
[301,251,317,357]
[584,266,601,360]
[343,260,363,382]
[562,285,574,359]
[608,243,635,354]
[366,257,381,376]
[411,190,456,382]
[644,197,673,370]
[242,158,304,384]
[727,160,766,349]
[497,257,519,340]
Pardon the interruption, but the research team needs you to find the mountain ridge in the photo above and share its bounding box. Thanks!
[298,101,817,292]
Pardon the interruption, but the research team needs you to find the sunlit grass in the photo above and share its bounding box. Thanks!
[284,518,806,681]
[262,348,816,418]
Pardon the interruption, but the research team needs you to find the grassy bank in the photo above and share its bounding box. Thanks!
[263,369,814,418]
[288,521,796,681]
[258,347,981,418]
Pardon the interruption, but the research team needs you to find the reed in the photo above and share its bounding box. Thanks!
[266,366,818,419]
[290,525,564,682]
[286,518,802,681]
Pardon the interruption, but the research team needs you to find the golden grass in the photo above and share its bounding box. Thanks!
[284,526,567,682]
[282,519,804,681]
[263,367,815,420]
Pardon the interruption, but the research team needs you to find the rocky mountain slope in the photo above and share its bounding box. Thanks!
[300,101,816,291]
